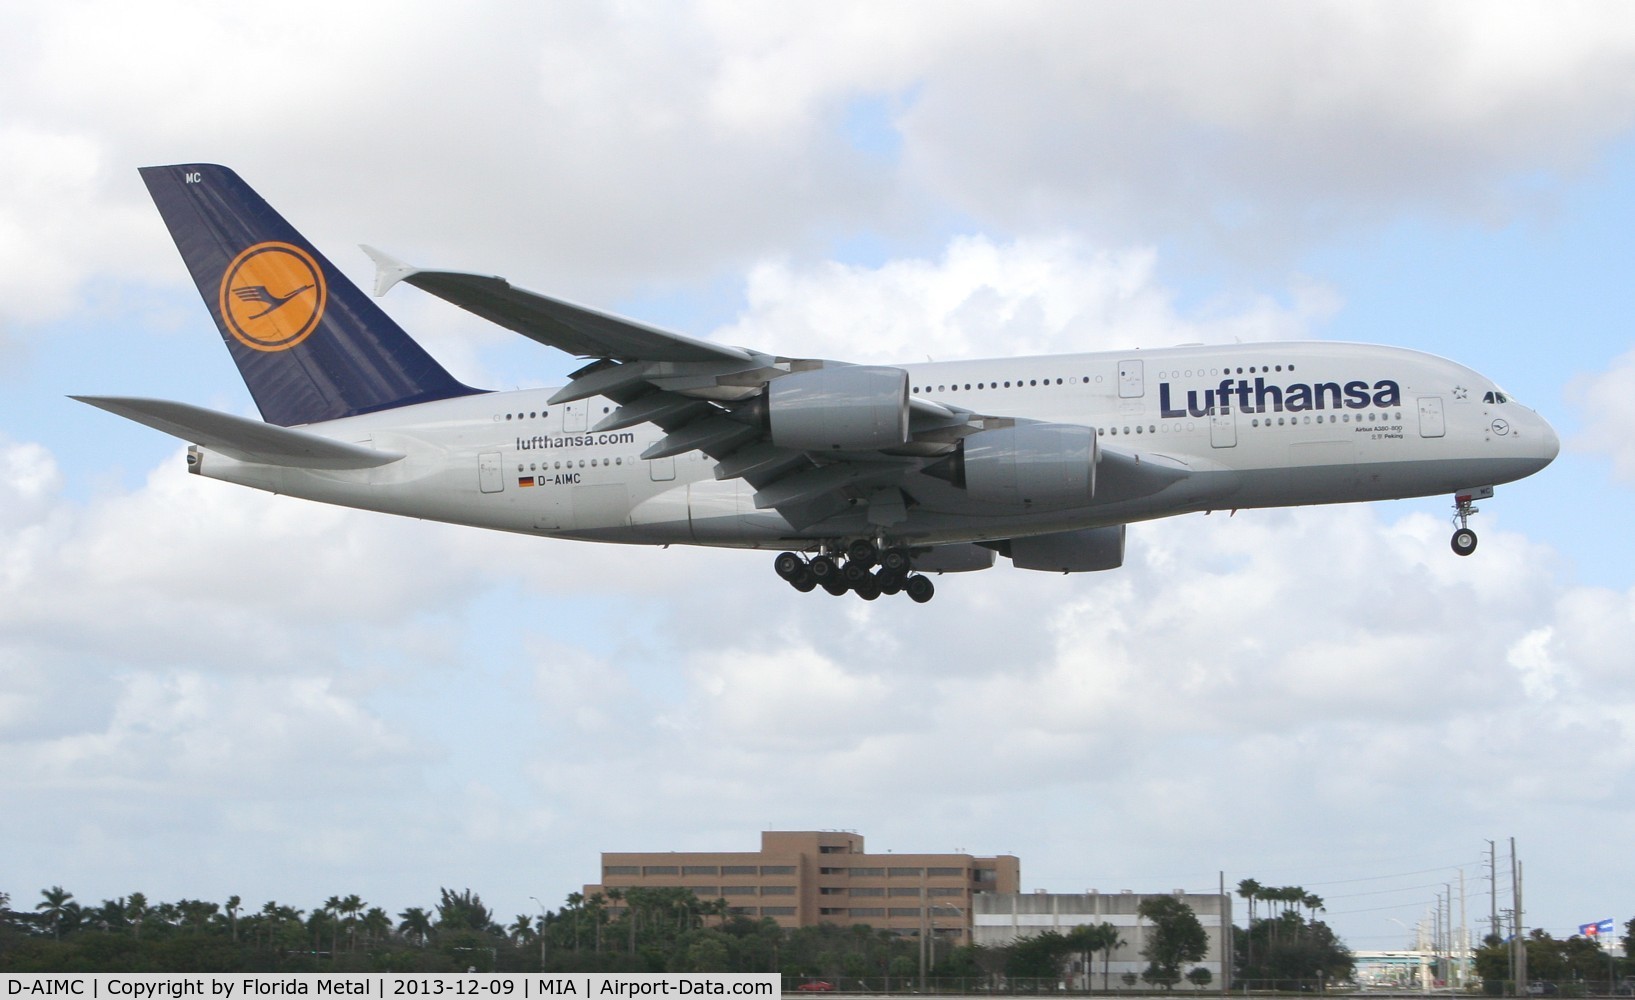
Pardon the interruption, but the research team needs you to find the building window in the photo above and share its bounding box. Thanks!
[888,867,924,877]
[849,908,885,918]
[972,869,997,883]
[819,888,846,896]
[686,887,719,896]
[888,887,921,897]
[929,888,965,897]
[683,866,719,876]
[850,887,885,897]
[643,866,678,876]
[760,865,795,875]
[850,867,885,877]
[603,866,638,876]
[720,886,757,896]
[819,867,848,876]
[721,865,757,875]
[926,867,962,877]
[819,845,848,854]
[889,908,922,918]
[762,886,796,895]
[760,907,796,916]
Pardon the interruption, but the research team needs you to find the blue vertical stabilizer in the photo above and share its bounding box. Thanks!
[141,163,484,426]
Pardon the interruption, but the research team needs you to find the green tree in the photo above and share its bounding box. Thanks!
[398,906,433,948]
[1137,896,1208,989]
[36,886,74,940]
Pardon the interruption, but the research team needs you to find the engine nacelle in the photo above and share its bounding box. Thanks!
[1005,525,1126,572]
[763,366,910,451]
[930,422,1097,508]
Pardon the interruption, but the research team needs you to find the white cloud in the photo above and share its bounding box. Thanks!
[1572,346,1635,483]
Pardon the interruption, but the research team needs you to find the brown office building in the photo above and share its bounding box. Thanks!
[585,830,1020,942]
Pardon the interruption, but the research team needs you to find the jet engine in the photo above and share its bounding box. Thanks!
[925,422,1097,508]
[988,525,1126,572]
[738,365,911,451]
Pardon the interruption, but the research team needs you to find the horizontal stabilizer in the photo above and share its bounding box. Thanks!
[71,396,404,470]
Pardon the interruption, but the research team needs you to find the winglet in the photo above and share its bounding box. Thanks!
[361,245,421,297]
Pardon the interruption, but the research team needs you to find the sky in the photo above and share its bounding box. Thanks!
[4,0,1635,956]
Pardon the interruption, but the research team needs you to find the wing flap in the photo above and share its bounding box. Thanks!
[71,396,404,470]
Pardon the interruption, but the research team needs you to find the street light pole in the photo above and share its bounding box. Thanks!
[530,896,549,973]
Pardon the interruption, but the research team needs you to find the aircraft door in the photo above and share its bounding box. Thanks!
[1418,396,1446,438]
[478,451,504,493]
[1210,405,1236,448]
[1118,360,1144,398]
[561,401,589,433]
[649,456,676,481]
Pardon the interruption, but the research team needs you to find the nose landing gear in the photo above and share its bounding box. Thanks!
[1450,486,1493,557]
[773,541,936,603]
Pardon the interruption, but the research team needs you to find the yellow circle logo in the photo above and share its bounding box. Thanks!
[218,242,327,351]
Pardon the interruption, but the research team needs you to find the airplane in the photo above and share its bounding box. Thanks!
[76,164,1560,604]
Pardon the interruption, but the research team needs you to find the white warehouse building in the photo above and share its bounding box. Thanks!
[972,891,1234,990]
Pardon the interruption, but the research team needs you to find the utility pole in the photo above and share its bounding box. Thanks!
[1488,840,1500,943]
[1511,840,1527,993]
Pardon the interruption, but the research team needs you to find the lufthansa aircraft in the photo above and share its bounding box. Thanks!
[77,164,1559,603]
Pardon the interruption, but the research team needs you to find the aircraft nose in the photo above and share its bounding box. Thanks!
[1534,412,1561,467]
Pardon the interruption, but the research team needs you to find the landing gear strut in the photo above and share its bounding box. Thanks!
[1450,490,1485,557]
[772,542,935,603]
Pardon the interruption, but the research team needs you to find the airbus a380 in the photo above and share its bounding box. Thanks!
[77,164,1559,603]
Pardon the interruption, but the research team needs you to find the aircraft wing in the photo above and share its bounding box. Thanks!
[366,251,1187,530]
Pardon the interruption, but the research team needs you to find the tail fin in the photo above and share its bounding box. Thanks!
[140,164,483,426]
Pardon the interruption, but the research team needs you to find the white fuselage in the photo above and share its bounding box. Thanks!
[188,342,1559,550]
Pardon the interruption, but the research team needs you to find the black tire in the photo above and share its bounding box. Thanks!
[846,538,878,567]
[842,559,870,583]
[880,547,911,574]
[790,568,816,592]
[854,579,881,601]
[809,554,837,579]
[1451,528,1478,557]
[774,551,803,579]
[822,578,850,596]
[905,574,935,604]
[876,570,903,595]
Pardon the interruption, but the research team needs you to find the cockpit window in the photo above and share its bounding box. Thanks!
[1483,390,1510,404]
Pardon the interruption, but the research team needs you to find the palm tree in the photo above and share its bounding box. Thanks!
[398,906,433,947]
[510,914,535,944]
[340,894,365,951]
[126,892,149,940]
[564,892,584,952]
[225,895,242,941]
[1091,922,1125,991]
[37,886,74,939]
[361,906,392,945]
[321,895,344,954]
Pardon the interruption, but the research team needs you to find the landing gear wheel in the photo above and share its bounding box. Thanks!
[842,559,871,584]
[875,570,904,596]
[773,551,804,580]
[788,567,816,592]
[905,574,935,604]
[854,578,881,601]
[808,554,837,580]
[1451,528,1478,557]
[880,547,911,575]
[821,578,849,596]
[845,538,879,567]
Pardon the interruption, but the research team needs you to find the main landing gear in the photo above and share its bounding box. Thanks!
[773,540,936,603]
[1450,489,1487,557]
